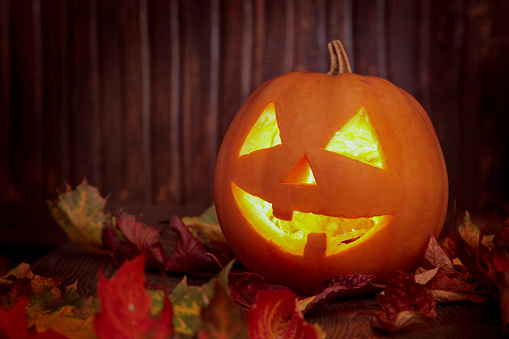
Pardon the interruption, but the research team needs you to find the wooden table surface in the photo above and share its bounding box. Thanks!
[32,241,502,338]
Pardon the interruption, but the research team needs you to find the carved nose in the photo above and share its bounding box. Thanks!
[282,155,317,186]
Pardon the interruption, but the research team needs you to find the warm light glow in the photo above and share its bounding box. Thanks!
[282,155,317,185]
[239,102,281,156]
[325,107,385,169]
[232,183,392,255]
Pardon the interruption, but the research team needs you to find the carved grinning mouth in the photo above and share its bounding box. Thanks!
[232,183,393,256]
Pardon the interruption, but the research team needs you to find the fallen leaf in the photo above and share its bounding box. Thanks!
[415,267,440,285]
[182,217,227,245]
[422,234,456,276]
[162,216,230,274]
[371,310,434,334]
[198,281,248,339]
[3,263,33,280]
[0,297,67,339]
[371,270,436,333]
[228,271,292,310]
[493,221,509,248]
[182,205,222,244]
[247,289,324,339]
[101,225,131,260]
[489,222,509,335]
[441,232,459,260]
[1,263,99,338]
[1,263,33,309]
[454,212,498,296]
[170,261,234,338]
[48,178,112,251]
[298,274,376,314]
[426,268,490,303]
[94,254,173,339]
[458,211,494,249]
[28,282,99,339]
[115,211,168,266]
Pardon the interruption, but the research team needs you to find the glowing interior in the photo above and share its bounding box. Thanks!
[325,107,385,169]
[232,183,392,255]
[239,102,281,156]
[282,155,317,185]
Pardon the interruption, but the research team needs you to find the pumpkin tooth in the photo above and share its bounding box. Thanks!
[272,204,293,221]
[303,233,327,258]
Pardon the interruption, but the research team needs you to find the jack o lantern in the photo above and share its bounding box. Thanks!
[214,40,448,296]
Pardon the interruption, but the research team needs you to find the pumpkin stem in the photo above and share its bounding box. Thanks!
[327,40,352,75]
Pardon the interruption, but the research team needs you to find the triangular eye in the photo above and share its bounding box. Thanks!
[282,155,317,185]
[239,102,282,156]
[324,107,385,169]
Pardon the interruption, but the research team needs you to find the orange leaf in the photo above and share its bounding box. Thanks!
[247,289,323,339]
[198,282,248,338]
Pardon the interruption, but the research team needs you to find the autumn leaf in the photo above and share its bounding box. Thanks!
[115,211,168,266]
[94,254,173,339]
[228,271,293,310]
[298,274,376,314]
[454,212,498,296]
[48,178,112,251]
[426,268,490,304]
[182,205,227,245]
[162,215,234,274]
[1,263,33,309]
[421,234,456,276]
[0,297,67,339]
[489,219,509,335]
[170,276,215,338]
[27,282,99,339]
[493,221,509,248]
[170,261,234,338]
[458,211,494,249]
[247,289,324,339]
[370,270,436,333]
[198,281,248,339]
[1,263,99,338]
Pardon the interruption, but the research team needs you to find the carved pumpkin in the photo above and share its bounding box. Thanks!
[214,41,448,296]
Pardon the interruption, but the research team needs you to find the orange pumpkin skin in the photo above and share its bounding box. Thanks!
[214,71,448,296]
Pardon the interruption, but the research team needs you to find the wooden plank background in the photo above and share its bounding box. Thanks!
[1,0,509,246]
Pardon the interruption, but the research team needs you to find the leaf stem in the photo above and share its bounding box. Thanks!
[206,253,224,270]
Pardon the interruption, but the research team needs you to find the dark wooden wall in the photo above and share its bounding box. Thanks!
[1,0,509,246]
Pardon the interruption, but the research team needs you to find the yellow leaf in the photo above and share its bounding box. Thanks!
[33,305,97,339]
[182,217,227,245]
[48,178,111,252]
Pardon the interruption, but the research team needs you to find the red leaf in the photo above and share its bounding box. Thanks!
[247,289,323,339]
[492,219,509,247]
[116,212,168,265]
[94,254,173,339]
[0,297,66,339]
[299,274,376,314]
[490,219,509,336]
[162,216,217,273]
[228,271,293,309]
[426,268,490,303]
[371,270,436,333]
[441,232,459,260]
